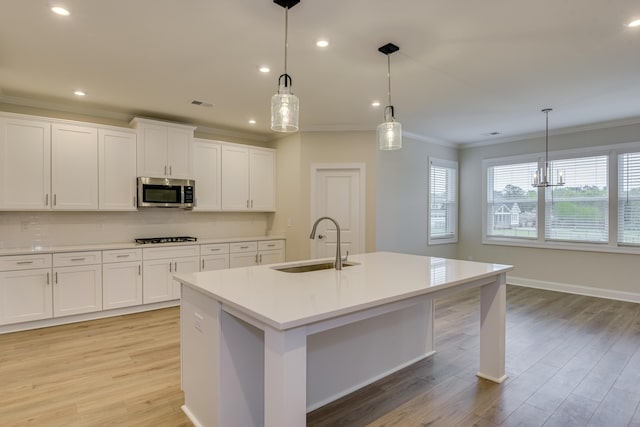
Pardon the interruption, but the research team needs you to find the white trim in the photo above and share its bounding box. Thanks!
[310,163,366,258]
[508,276,640,304]
[0,300,179,334]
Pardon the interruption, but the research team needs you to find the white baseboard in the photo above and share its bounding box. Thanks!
[508,275,640,303]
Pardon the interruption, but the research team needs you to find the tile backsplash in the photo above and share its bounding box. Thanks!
[0,210,274,249]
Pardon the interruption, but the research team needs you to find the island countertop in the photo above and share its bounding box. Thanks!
[174,251,513,331]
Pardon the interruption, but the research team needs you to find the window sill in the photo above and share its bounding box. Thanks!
[482,237,640,255]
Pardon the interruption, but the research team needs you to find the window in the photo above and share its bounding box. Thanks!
[486,162,538,239]
[484,144,640,254]
[429,158,458,244]
[618,152,640,245]
[545,155,608,243]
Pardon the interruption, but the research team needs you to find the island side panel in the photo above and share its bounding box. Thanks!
[181,285,222,427]
[307,299,433,410]
[477,272,507,383]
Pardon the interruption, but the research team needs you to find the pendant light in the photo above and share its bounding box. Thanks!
[377,43,401,150]
[532,108,565,187]
[271,0,300,132]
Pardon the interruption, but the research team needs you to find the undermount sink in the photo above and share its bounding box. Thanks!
[272,261,359,273]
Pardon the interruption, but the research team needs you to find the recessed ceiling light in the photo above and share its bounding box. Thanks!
[259,66,271,73]
[248,119,257,125]
[628,19,640,27]
[316,39,329,48]
[371,101,381,107]
[51,6,70,16]
[73,90,86,96]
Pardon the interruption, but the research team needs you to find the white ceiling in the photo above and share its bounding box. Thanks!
[1,0,639,145]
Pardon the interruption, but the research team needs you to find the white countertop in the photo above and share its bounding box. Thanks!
[0,235,285,256]
[174,251,513,331]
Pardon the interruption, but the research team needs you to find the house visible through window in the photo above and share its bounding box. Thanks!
[429,158,458,245]
[484,145,640,253]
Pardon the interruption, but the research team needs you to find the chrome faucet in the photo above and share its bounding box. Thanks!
[310,216,343,270]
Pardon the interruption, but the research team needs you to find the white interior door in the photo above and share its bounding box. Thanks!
[311,164,365,259]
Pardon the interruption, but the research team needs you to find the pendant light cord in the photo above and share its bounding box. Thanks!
[387,54,392,106]
[284,7,289,82]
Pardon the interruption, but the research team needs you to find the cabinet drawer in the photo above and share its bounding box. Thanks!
[53,251,102,267]
[103,248,142,263]
[143,245,199,260]
[201,243,230,255]
[229,242,257,254]
[0,254,52,271]
[258,240,284,251]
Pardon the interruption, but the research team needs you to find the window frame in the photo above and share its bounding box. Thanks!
[428,157,458,245]
[482,141,640,255]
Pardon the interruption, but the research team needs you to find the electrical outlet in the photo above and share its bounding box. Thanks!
[194,313,204,332]
[287,218,292,228]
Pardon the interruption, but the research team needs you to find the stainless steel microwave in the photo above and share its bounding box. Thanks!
[137,177,195,209]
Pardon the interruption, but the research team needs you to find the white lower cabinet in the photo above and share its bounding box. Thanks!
[142,245,199,303]
[200,243,229,271]
[229,240,285,268]
[0,254,53,325]
[102,249,142,310]
[52,252,102,317]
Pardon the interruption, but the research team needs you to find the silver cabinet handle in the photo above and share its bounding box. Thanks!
[240,246,249,249]
[116,254,129,258]
[46,272,50,285]
[70,258,85,262]
[201,259,205,270]
[251,200,254,208]
[174,262,178,272]
[138,265,141,275]
[255,254,258,264]
[45,194,49,206]
[259,254,262,264]
[133,196,136,207]
[210,248,220,252]
[169,165,172,176]
[246,200,250,208]
[267,244,275,247]
[164,165,167,176]
[169,262,172,272]
[53,194,57,206]
[17,261,33,265]
[54,272,58,284]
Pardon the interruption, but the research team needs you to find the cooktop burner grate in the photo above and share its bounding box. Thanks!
[135,236,197,244]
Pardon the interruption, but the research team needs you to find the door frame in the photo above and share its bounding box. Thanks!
[310,163,366,258]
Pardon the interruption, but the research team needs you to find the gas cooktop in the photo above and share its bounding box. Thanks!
[134,236,197,245]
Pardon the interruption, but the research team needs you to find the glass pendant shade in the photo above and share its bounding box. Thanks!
[270,80,299,132]
[377,120,402,150]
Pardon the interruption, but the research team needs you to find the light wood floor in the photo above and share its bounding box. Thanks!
[1,286,639,426]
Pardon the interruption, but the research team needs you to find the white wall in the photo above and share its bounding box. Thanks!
[458,122,640,300]
[376,136,458,258]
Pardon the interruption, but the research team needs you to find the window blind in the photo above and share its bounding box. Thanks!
[618,152,640,245]
[429,160,457,243]
[545,155,608,243]
[486,162,538,238]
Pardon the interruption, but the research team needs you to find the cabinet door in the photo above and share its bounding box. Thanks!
[192,139,221,211]
[249,149,276,211]
[229,252,258,269]
[51,124,98,210]
[103,261,142,309]
[137,124,168,177]
[53,264,102,317]
[201,254,230,272]
[167,127,191,179]
[259,249,284,266]
[221,145,250,210]
[99,129,137,210]
[142,259,172,303]
[0,118,51,210]
[171,256,199,299]
[0,268,52,325]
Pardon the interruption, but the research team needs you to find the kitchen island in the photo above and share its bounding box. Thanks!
[175,252,513,427]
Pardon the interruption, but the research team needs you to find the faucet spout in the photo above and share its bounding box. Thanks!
[310,216,342,270]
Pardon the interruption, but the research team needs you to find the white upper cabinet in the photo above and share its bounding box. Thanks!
[98,129,137,210]
[0,117,51,210]
[131,118,195,179]
[191,138,222,211]
[51,124,99,210]
[221,145,275,211]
